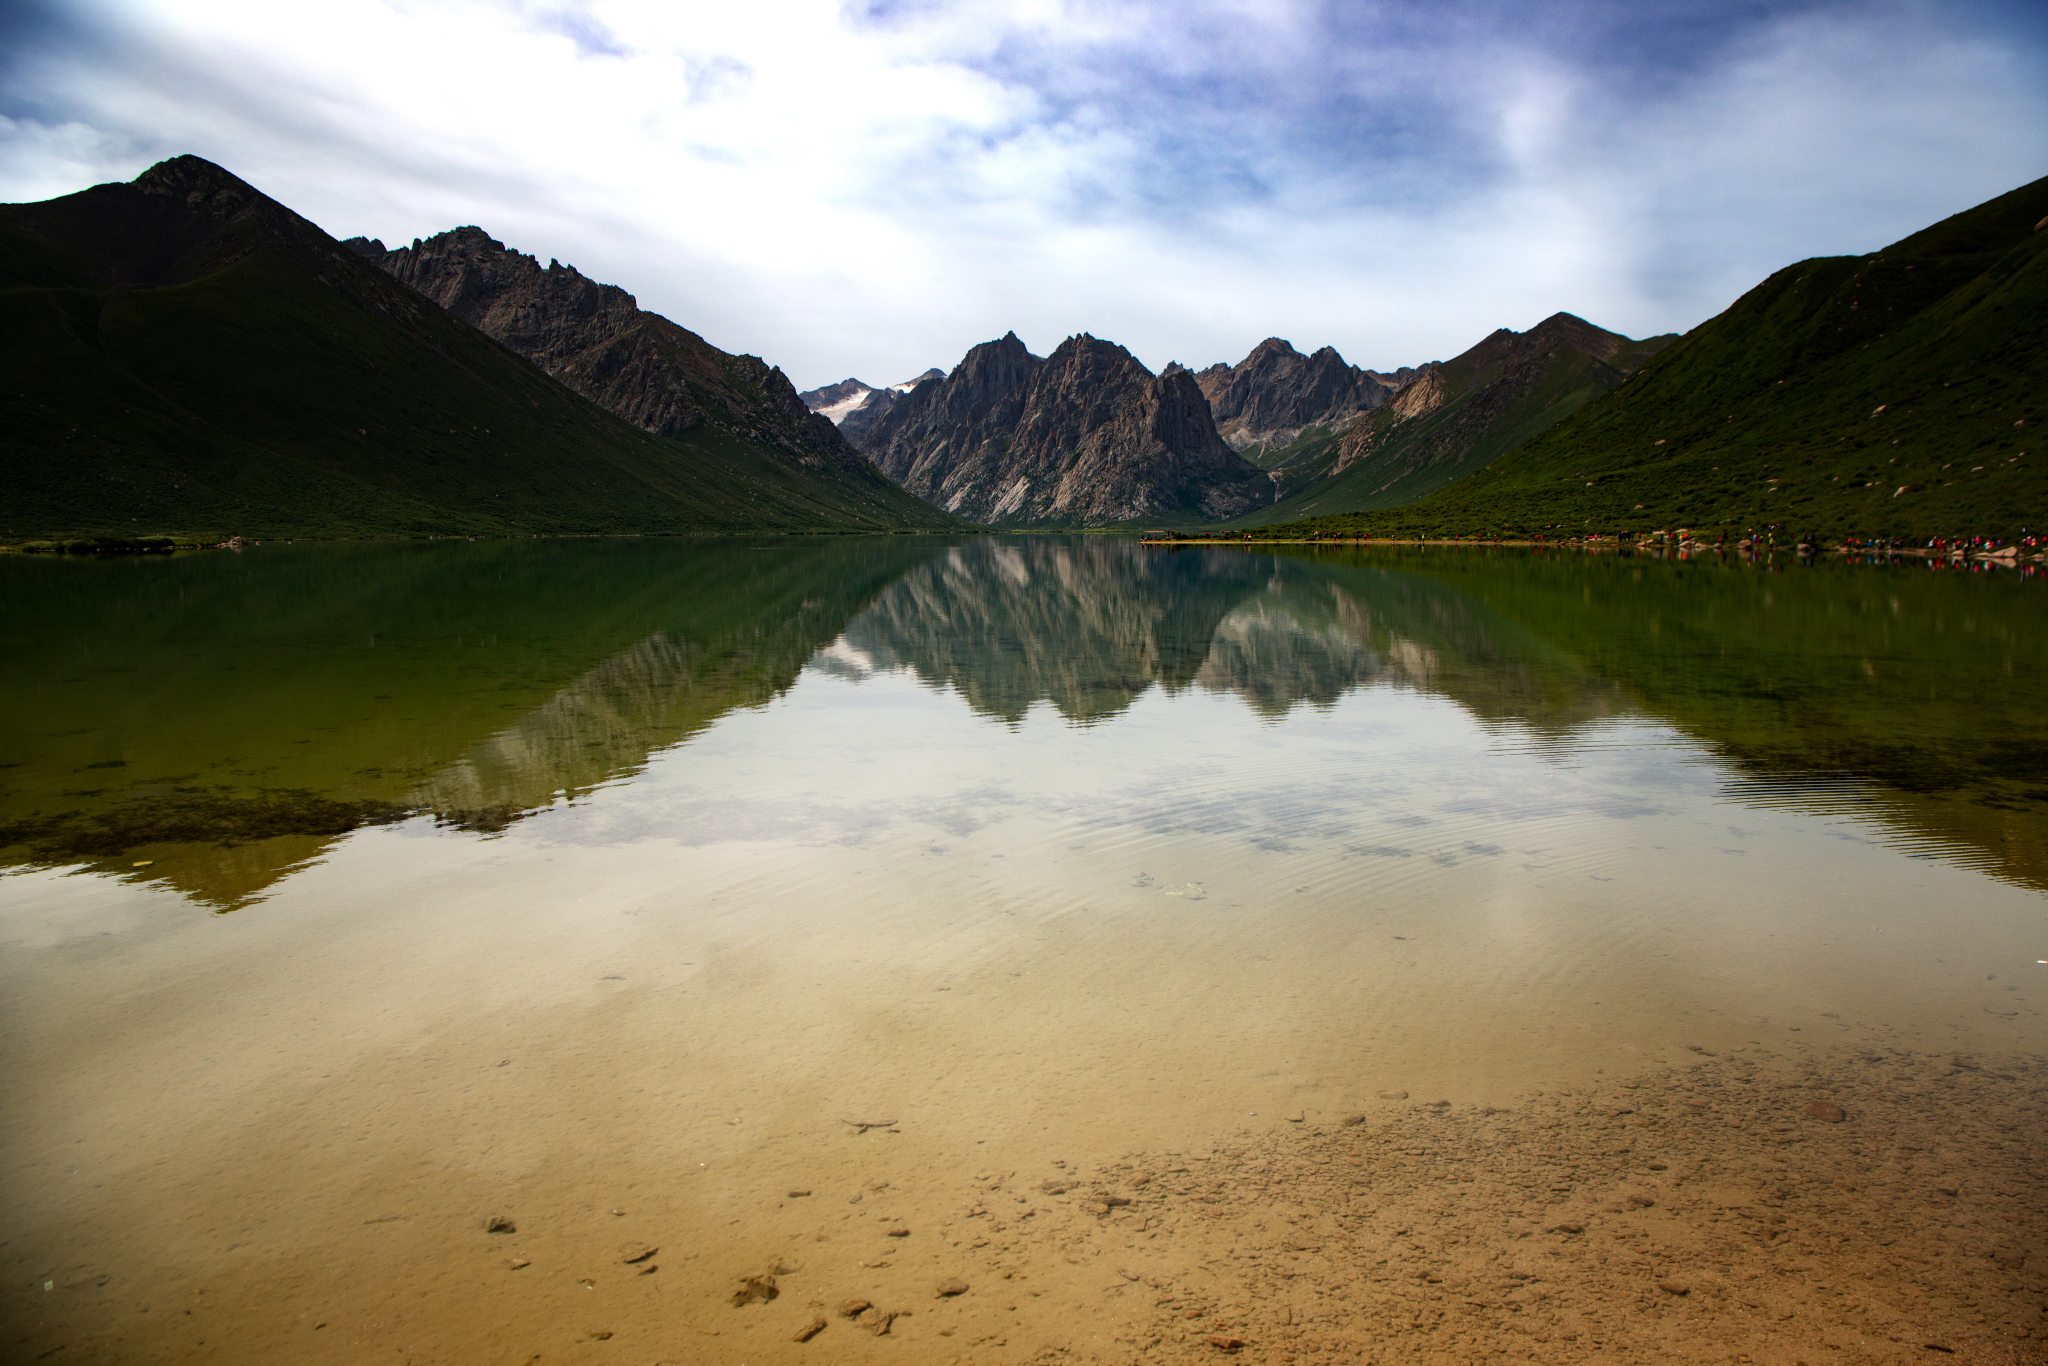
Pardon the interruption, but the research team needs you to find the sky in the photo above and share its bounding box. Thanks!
[2,0,2044,391]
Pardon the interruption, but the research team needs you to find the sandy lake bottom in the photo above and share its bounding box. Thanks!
[2,541,2044,1365]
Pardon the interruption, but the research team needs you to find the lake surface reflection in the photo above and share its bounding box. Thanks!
[2,538,2043,1365]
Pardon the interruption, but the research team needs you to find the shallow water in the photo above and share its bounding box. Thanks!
[2,538,2043,1365]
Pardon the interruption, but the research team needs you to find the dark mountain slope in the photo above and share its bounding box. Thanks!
[1230,313,1671,528]
[1263,177,2048,542]
[0,156,955,539]
[347,229,901,494]
[860,332,1268,526]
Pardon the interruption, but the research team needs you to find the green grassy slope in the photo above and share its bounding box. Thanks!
[1228,318,1672,529]
[1254,177,2048,542]
[0,160,959,539]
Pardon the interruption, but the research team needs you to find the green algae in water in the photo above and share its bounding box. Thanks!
[0,785,407,860]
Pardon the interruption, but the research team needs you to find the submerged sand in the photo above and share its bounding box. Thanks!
[8,1037,2041,1366]
[4,661,2045,1365]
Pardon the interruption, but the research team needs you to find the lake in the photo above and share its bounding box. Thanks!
[2,537,2043,1365]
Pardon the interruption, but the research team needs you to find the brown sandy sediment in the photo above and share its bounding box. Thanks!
[6,1046,2041,1366]
[1094,1049,2048,1365]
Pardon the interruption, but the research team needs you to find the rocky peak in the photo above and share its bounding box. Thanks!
[133,155,263,220]
[1197,336,1396,451]
[803,368,950,447]
[860,331,1265,526]
[354,228,644,379]
[800,378,876,411]
[1521,311,1637,363]
[1245,337,1303,364]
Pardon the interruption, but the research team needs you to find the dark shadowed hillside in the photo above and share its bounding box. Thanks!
[0,157,958,539]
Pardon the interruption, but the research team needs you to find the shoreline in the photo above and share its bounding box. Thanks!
[1142,537,2046,563]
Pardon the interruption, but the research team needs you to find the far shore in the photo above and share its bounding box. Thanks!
[1142,536,2046,563]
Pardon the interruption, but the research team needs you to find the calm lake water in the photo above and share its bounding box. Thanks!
[2,538,2043,1366]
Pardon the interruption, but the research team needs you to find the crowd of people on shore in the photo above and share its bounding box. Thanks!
[1839,533,2040,558]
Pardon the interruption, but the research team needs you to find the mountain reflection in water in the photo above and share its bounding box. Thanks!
[0,537,2040,908]
[824,540,1624,732]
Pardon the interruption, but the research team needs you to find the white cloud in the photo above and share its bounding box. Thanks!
[3,0,2043,387]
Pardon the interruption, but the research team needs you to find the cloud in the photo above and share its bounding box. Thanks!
[2,0,2043,388]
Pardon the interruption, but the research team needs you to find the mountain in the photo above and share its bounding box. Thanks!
[1228,312,1672,527]
[345,227,926,498]
[1263,176,2048,542]
[800,377,878,415]
[798,368,945,447]
[858,332,1269,525]
[0,156,957,539]
[1193,338,1424,461]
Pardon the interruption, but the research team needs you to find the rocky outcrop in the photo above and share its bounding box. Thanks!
[858,333,1268,525]
[1194,339,1416,453]
[346,228,865,474]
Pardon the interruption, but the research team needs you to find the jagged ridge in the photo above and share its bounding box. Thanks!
[1194,338,1422,455]
[346,228,871,477]
[859,332,1269,526]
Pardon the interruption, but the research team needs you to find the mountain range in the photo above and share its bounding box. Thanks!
[0,156,955,538]
[816,316,1668,529]
[854,331,1272,525]
[1265,175,2048,542]
[6,154,2038,543]
[802,313,1691,530]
